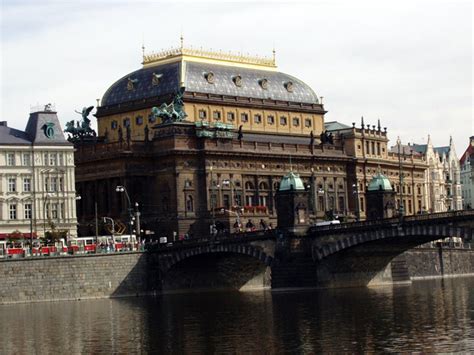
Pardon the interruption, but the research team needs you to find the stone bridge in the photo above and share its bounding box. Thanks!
[146,210,474,291]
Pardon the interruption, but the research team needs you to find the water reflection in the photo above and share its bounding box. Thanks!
[1,278,474,353]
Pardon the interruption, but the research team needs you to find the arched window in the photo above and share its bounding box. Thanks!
[259,181,269,190]
[245,181,254,190]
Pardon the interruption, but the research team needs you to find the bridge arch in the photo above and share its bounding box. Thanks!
[312,225,472,261]
[158,244,274,272]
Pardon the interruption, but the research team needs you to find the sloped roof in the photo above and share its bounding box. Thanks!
[279,171,305,191]
[101,60,320,107]
[460,144,474,165]
[325,121,351,131]
[0,122,31,145]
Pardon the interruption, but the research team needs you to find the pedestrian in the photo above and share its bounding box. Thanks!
[259,219,267,230]
[245,219,254,232]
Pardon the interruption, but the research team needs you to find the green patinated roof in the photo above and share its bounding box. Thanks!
[279,171,305,191]
[367,172,393,192]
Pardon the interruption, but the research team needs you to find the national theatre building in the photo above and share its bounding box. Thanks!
[74,44,429,238]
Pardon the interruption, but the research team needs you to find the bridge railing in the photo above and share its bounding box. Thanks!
[145,229,276,253]
[308,210,474,235]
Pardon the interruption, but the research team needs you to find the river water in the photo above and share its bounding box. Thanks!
[1,278,474,353]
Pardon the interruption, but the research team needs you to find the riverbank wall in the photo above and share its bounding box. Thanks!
[0,252,149,304]
[400,247,474,280]
[1,247,474,304]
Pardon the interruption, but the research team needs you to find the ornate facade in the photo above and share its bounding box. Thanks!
[405,136,463,212]
[0,108,78,239]
[460,136,474,209]
[74,45,431,238]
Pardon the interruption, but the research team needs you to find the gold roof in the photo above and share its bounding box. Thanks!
[142,45,277,71]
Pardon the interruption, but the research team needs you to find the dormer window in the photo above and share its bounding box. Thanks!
[285,81,294,92]
[232,75,242,87]
[152,73,163,86]
[205,72,215,84]
[259,78,268,90]
[127,78,138,91]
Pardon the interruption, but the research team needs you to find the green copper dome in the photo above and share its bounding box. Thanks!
[367,173,393,191]
[279,171,305,191]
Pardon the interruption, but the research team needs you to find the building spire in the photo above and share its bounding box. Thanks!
[377,118,381,131]
[361,116,365,129]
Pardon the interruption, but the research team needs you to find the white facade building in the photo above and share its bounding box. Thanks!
[410,136,462,212]
[460,136,474,209]
[0,107,77,239]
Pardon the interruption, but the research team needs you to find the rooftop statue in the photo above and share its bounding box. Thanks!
[64,106,97,141]
[150,88,187,124]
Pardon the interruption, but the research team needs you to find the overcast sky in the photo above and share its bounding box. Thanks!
[1,0,472,156]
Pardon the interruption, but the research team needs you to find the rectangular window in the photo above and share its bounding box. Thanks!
[371,142,375,155]
[23,178,31,192]
[7,153,15,166]
[223,194,230,209]
[305,118,312,128]
[58,153,64,166]
[51,204,58,219]
[9,204,17,220]
[240,113,249,123]
[59,177,64,191]
[267,115,275,125]
[24,203,32,219]
[111,120,118,129]
[365,141,370,154]
[377,142,381,155]
[123,118,131,127]
[418,200,422,211]
[227,112,235,121]
[213,111,221,120]
[417,187,421,195]
[22,153,31,166]
[199,110,207,119]
[360,197,365,212]
[280,116,287,126]
[44,177,49,192]
[135,116,143,125]
[292,117,300,126]
[49,153,57,166]
[8,177,16,192]
[50,177,58,192]
[60,203,65,219]
[44,153,49,165]
[254,114,262,124]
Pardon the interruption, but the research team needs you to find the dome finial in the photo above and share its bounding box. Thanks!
[141,33,146,60]
[272,44,276,65]
[180,32,184,50]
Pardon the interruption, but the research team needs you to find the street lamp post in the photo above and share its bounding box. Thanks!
[135,202,141,243]
[397,137,405,221]
[116,185,133,241]
[352,181,360,222]
[210,167,216,237]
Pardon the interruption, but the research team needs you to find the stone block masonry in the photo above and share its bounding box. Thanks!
[0,253,149,304]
